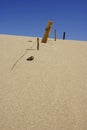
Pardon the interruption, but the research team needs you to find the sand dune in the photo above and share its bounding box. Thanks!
[0,34,87,130]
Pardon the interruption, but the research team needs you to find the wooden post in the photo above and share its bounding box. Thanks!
[63,32,66,40]
[54,29,56,41]
[42,21,53,43]
[37,38,39,50]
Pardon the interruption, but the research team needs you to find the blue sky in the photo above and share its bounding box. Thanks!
[0,0,87,41]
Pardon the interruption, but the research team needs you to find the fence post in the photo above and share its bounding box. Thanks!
[37,38,39,50]
[41,21,53,43]
[63,32,66,40]
[54,29,56,41]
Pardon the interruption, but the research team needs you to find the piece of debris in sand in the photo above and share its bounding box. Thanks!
[28,40,32,42]
[26,56,34,61]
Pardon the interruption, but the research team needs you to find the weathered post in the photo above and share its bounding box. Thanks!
[37,38,39,50]
[42,21,53,43]
[54,29,56,41]
[63,32,66,40]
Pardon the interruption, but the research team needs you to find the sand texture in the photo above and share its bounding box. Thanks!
[0,34,87,130]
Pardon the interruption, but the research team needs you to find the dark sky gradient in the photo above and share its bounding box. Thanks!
[0,0,87,41]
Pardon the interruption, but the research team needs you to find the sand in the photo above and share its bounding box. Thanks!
[0,34,87,130]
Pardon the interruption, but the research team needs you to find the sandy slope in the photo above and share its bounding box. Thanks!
[0,34,87,130]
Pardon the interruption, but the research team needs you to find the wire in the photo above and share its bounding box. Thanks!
[10,40,36,71]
